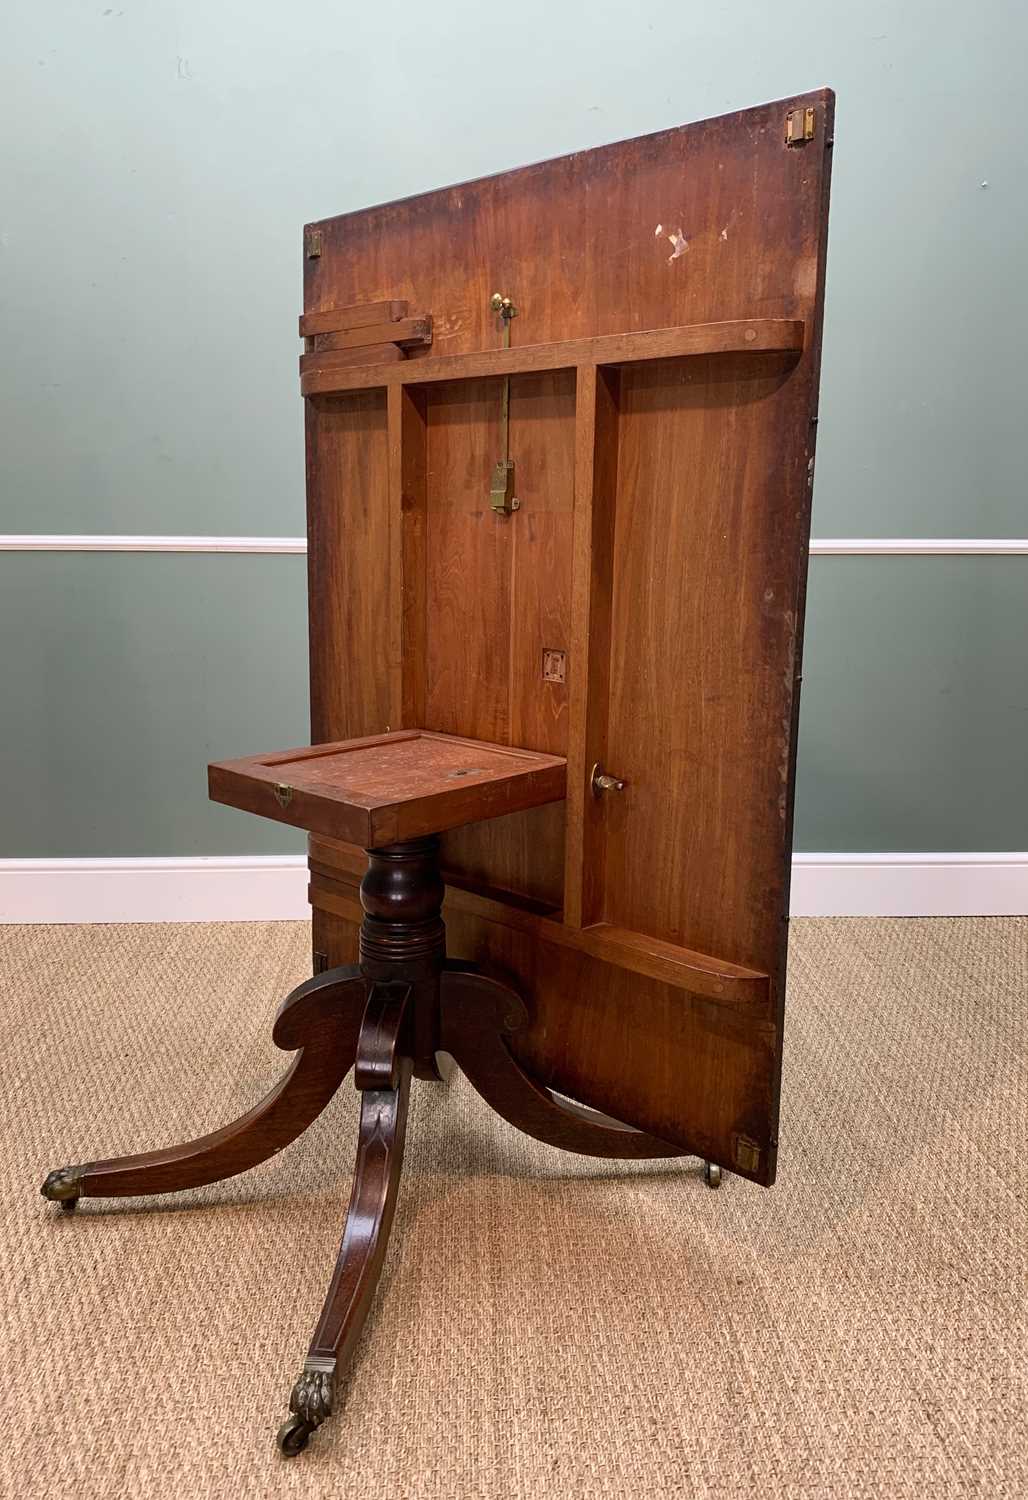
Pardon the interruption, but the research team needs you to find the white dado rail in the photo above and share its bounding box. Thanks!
[0,536,310,553]
[1,536,1027,554]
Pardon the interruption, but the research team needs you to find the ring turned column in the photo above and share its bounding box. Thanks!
[358,837,446,1078]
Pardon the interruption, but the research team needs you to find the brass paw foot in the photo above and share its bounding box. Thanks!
[277,1356,335,1457]
[41,1165,85,1210]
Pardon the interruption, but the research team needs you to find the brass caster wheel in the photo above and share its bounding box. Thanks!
[277,1416,313,1458]
[703,1160,722,1189]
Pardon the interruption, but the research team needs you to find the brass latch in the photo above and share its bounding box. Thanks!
[785,106,816,147]
[489,292,519,515]
[273,783,293,808]
[591,763,626,796]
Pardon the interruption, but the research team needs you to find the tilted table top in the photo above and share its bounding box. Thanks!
[209,730,567,849]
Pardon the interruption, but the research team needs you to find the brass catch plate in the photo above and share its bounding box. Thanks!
[490,458,519,515]
[733,1135,761,1173]
[542,649,566,684]
[785,106,816,147]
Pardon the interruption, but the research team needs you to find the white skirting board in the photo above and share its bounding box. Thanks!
[0,858,311,925]
[0,853,1025,923]
[789,853,1027,918]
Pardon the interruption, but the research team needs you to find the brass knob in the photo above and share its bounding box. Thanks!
[590,763,626,796]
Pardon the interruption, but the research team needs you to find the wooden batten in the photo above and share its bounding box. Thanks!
[299,318,433,374]
[563,363,620,928]
[307,867,769,1007]
[298,299,409,338]
[386,384,428,731]
[299,318,804,398]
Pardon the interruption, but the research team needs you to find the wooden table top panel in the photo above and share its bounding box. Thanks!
[299,91,834,1180]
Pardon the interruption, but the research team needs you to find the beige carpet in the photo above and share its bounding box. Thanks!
[1,918,1025,1499]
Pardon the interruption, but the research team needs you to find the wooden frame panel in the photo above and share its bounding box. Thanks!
[306,390,391,742]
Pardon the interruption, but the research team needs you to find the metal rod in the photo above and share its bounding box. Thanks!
[499,305,511,460]
[489,294,518,514]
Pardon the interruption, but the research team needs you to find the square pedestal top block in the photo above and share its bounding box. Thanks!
[209,730,567,848]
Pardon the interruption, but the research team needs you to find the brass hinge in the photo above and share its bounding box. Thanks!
[304,227,323,258]
[785,106,816,147]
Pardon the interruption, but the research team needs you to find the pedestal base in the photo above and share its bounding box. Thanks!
[40,837,712,1457]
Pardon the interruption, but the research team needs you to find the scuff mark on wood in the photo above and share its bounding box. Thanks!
[666,228,688,262]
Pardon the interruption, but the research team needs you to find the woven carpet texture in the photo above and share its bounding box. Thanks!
[1,918,1025,1498]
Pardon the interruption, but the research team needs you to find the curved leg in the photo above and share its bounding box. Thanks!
[278,981,412,1456]
[41,966,367,1206]
[439,967,684,1160]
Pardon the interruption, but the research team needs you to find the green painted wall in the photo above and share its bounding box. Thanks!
[2,2,1025,855]
[0,554,308,856]
[1,554,1024,856]
[795,558,1028,850]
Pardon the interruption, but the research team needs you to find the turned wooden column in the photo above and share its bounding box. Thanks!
[358,837,446,1079]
